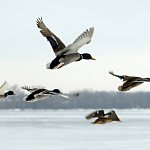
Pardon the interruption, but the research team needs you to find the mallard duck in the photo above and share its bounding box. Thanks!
[0,81,15,99]
[22,86,79,102]
[86,110,121,124]
[36,17,95,69]
[109,71,150,91]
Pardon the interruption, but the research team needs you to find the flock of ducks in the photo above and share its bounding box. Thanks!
[1,17,150,125]
[0,82,79,102]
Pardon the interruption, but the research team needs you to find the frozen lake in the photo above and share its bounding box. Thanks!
[0,109,150,150]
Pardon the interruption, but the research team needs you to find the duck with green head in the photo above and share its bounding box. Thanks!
[22,86,79,102]
[36,17,96,69]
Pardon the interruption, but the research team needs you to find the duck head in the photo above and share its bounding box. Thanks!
[4,91,15,97]
[118,85,123,91]
[81,53,96,60]
[52,89,61,94]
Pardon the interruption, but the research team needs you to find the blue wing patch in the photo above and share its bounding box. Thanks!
[47,36,59,49]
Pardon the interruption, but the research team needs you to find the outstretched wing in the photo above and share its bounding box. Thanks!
[36,17,66,56]
[0,81,9,95]
[85,110,105,119]
[60,92,80,99]
[73,27,94,45]
[48,91,71,99]
[63,27,94,55]
[105,110,121,121]
[22,86,38,92]
[109,71,115,76]
[58,94,70,99]
[109,71,126,80]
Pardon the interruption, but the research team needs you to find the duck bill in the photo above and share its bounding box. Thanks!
[91,58,96,60]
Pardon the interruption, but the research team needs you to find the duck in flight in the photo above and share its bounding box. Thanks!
[85,110,121,124]
[109,71,150,91]
[0,81,15,100]
[36,17,95,69]
[22,86,79,102]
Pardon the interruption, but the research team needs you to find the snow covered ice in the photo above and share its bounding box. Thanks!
[0,109,150,150]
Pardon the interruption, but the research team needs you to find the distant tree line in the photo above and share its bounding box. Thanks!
[0,90,150,109]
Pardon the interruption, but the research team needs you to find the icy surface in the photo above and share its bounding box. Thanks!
[0,109,150,150]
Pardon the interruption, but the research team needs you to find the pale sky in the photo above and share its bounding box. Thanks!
[1,0,150,92]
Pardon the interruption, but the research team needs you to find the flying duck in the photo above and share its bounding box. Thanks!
[86,110,121,124]
[22,86,79,102]
[36,17,95,69]
[109,71,150,91]
[0,81,15,99]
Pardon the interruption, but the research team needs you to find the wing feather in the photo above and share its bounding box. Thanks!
[73,27,94,44]
[0,81,9,95]
[63,27,94,55]
[22,86,38,92]
[36,17,66,56]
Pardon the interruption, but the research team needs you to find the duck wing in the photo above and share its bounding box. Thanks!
[58,92,79,99]
[109,71,126,80]
[58,94,70,99]
[132,77,150,82]
[22,86,38,92]
[62,27,94,55]
[36,17,66,56]
[0,81,8,95]
[48,90,71,99]
[34,90,51,100]
[39,89,50,95]
[105,110,121,121]
[86,110,105,119]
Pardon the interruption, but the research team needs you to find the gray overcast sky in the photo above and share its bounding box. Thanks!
[1,0,150,92]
